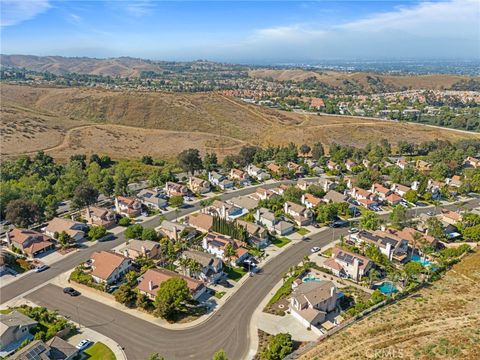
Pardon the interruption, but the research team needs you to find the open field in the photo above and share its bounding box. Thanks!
[1,84,479,160]
[248,69,479,92]
[299,250,480,360]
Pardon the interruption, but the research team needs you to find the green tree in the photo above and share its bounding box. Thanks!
[259,333,294,360]
[154,277,191,319]
[311,142,325,160]
[125,224,144,239]
[203,153,218,172]
[426,216,445,240]
[403,190,418,203]
[141,227,158,241]
[102,176,115,196]
[212,349,229,360]
[5,198,43,228]
[462,224,480,241]
[224,243,236,264]
[72,183,99,210]
[359,211,381,230]
[299,144,311,155]
[178,148,203,175]
[114,283,137,306]
[169,195,184,209]
[57,231,72,248]
[389,205,408,229]
[88,226,107,240]
[142,155,154,165]
[283,186,303,204]
[147,353,165,360]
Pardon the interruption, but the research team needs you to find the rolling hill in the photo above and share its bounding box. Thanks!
[1,84,479,161]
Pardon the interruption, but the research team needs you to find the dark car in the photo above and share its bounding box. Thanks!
[63,287,81,296]
[330,220,349,228]
[218,279,233,288]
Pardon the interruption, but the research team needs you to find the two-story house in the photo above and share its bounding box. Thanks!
[208,171,234,190]
[0,311,37,356]
[137,188,168,210]
[6,228,55,258]
[81,206,116,228]
[229,168,250,186]
[289,280,337,328]
[202,233,249,265]
[44,217,86,242]
[246,165,270,181]
[164,182,189,197]
[284,201,313,226]
[120,239,161,260]
[89,251,132,284]
[301,193,322,209]
[182,250,224,284]
[115,196,142,217]
[323,247,373,282]
[188,177,211,194]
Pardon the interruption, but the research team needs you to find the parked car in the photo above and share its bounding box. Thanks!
[34,264,49,273]
[311,246,320,253]
[330,220,348,228]
[63,287,81,296]
[76,339,92,351]
[218,279,233,288]
[426,211,434,216]
[348,227,359,233]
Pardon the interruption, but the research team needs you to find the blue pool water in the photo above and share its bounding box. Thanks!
[411,255,433,267]
[302,275,321,283]
[375,282,398,295]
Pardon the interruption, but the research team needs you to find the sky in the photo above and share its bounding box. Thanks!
[1,0,479,63]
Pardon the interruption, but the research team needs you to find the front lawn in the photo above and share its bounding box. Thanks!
[213,291,226,299]
[224,266,247,282]
[271,236,291,248]
[296,227,310,236]
[84,342,116,360]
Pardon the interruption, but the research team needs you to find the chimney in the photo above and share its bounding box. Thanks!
[148,280,153,291]
[123,249,129,258]
[386,242,393,260]
[353,258,360,281]
[5,230,11,245]
[141,246,146,255]
[381,224,386,232]
[330,286,335,297]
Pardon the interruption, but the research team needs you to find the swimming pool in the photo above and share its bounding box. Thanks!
[374,282,398,295]
[302,274,322,283]
[411,255,432,267]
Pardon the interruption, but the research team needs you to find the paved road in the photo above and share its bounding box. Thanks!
[0,180,304,304]
[26,227,348,360]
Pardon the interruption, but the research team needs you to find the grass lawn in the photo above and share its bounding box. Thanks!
[0,308,13,314]
[271,236,291,248]
[214,291,226,299]
[84,342,116,360]
[296,227,310,236]
[225,266,247,282]
[322,247,333,257]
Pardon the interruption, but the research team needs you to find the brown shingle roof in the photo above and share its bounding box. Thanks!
[91,251,129,281]
[137,268,204,297]
[187,213,214,232]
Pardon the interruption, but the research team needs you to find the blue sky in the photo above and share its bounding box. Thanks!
[1,0,479,62]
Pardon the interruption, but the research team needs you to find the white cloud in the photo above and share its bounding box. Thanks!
[123,0,154,17]
[1,0,50,27]
[242,0,480,60]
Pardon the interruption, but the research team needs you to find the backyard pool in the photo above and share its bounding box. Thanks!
[411,255,432,267]
[302,274,322,283]
[374,282,398,295]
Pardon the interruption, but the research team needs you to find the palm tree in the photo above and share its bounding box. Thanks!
[411,230,423,258]
[368,268,380,287]
[187,260,203,279]
[302,255,310,268]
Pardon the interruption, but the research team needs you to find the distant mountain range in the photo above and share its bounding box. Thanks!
[0,54,165,77]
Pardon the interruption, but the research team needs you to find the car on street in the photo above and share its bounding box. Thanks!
[34,264,49,273]
[348,227,359,233]
[63,287,81,296]
[330,219,349,228]
[311,246,320,253]
[76,339,92,351]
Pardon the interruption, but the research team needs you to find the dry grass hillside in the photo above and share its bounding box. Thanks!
[299,250,480,360]
[248,69,477,91]
[1,84,479,160]
[0,55,164,77]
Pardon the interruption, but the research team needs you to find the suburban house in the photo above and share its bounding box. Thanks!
[44,217,86,242]
[6,228,55,258]
[120,239,161,260]
[236,219,269,248]
[287,162,305,176]
[326,160,341,171]
[297,179,309,191]
[9,337,78,360]
[165,182,189,197]
[229,168,250,186]
[416,160,433,172]
[353,230,409,262]
[446,175,462,188]
[267,163,282,175]
[438,209,462,225]
[323,190,347,204]
[323,248,373,282]
[246,164,271,181]
[188,176,211,194]
[385,192,402,205]
[390,183,411,197]
[345,159,356,171]
[185,213,214,232]
[464,156,480,168]
[137,268,206,300]
[202,232,249,265]
[115,196,142,217]
[284,201,313,226]
[182,250,224,284]
[383,227,439,250]
[0,311,37,357]
[228,195,259,211]
[89,251,132,284]
[289,280,337,328]
[205,200,245,220]
[350,187,376,201]
[158,220,195,241]
[208,171,234,190]
[301,193,322,209]
[254,187,277,201]
[254,208,295,236]
[396,159,409,169]
[81,206,116,228]
[318,178,337,192]
[137,188,168,210]
[371,183,392,201]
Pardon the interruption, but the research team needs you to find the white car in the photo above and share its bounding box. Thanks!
[348,227,359,234]
[311,246,320,253]
[76,339,92,350]
[34,264,49,273]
